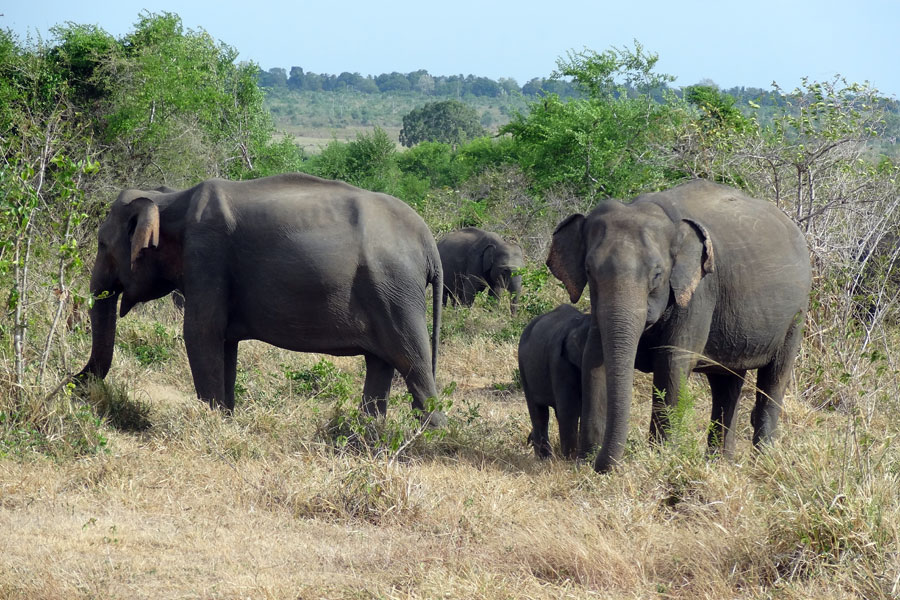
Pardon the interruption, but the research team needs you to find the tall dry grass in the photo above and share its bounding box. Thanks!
[1,272,899,599]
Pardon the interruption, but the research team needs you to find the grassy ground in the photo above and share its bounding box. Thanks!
[1,284,899,599]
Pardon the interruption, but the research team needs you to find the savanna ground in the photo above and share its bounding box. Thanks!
[2,275,899,600]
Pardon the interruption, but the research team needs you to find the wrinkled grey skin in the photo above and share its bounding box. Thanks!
[547,180,811,473]
[518,304,590,459]
[438,227,524,315]
[77,173,445,424]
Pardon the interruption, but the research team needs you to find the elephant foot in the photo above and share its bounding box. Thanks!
[419,409,448,429]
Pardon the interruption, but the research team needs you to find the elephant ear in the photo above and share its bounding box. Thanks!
[547,214,587,303]
[670,218,714,307]
[481,243,496,274]
[129,197,160,271]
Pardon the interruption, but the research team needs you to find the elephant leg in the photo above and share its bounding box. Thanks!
[223,339,239,412]
[579,326,606,457]
[361,354,394,417]
[752,318,804,447]
[552,363,582,460]
[183,309,227,409]
[401,362,445,426]
[556,402,580,460]
[384,310,445,426]
[706,370,745,457]
[457,276,483,306]
[526,401,552,459]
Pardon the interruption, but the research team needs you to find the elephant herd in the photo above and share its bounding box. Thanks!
[77,173,811,473]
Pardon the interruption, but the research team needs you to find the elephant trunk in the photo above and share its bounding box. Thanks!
[508,274,522,316]
[592,288,646,473]
[76,261,121,380]
[76,295,119,380]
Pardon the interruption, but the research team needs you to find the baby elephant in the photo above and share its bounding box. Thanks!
[438,227,524,315]
[518,304,590,459]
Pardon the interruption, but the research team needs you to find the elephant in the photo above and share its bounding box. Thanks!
[518,304,590,459]
[77,173,445,424]
[547,179,811,472]
[437,227,524,315]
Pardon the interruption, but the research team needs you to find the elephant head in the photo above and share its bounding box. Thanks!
[547,199,713,471]
[483,240,524,315]
[78,189,182,379]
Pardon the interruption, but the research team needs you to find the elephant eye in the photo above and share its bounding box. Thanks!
[650,268,663,289]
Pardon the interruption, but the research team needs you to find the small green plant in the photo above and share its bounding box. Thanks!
[657,375,701,459]
[283,359,354,400]
[516,264,556,318]
[317,390,452,462]
[0,383,111,458]
[119,322,177,366]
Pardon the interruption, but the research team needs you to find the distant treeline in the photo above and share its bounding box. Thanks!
[257,67,573,97]
[257,65,889,110]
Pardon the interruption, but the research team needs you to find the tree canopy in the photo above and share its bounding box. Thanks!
[399,99,486,148]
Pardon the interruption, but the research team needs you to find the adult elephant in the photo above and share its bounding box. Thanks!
[547,179,811,472]
[518,304,590,459]
[77,173,445,424]
[438,227,524,315]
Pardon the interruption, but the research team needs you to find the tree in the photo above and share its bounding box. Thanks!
[399,100,485,148]
[498,77,520,96]
[287,66,305,90]
[258,67,287,88]
[0,28,99,396]
[470,77,501,97]
[92,11,301,182]
[375,72,412,92]
[502,42,676,200]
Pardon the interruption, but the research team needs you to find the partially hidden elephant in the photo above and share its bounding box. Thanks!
[437,227,524,315]
[77,173,445,424]
[547,179,811,472]
[518,304,590,459]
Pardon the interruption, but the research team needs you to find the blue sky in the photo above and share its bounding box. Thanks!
[4,1,898,97]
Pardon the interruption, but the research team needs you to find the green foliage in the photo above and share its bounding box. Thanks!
[399,99,486,148]
[0,389,109,458]
[516,265,556,318]
[47,23,119,104]
[284,359,355,401]
[656,377,702,460]
[502,42,677,200]
[118,322,178,367]
[302,127,431,204]
[396,141,466,188]
[553,43,673,98]
[684,85,751,133]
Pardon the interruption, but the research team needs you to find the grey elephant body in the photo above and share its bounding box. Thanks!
[547,179,811,472]
[78,173,444,421]
[437,227,524,314]
[518,304,590,459]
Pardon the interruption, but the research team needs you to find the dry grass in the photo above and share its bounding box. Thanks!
[276,126,404,154]
[2,296,899,599]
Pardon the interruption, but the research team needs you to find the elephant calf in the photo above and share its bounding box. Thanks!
[518,304,590,459]
[437,227,524,315]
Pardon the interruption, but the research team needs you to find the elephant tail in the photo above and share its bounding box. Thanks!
[430,259,443,378]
